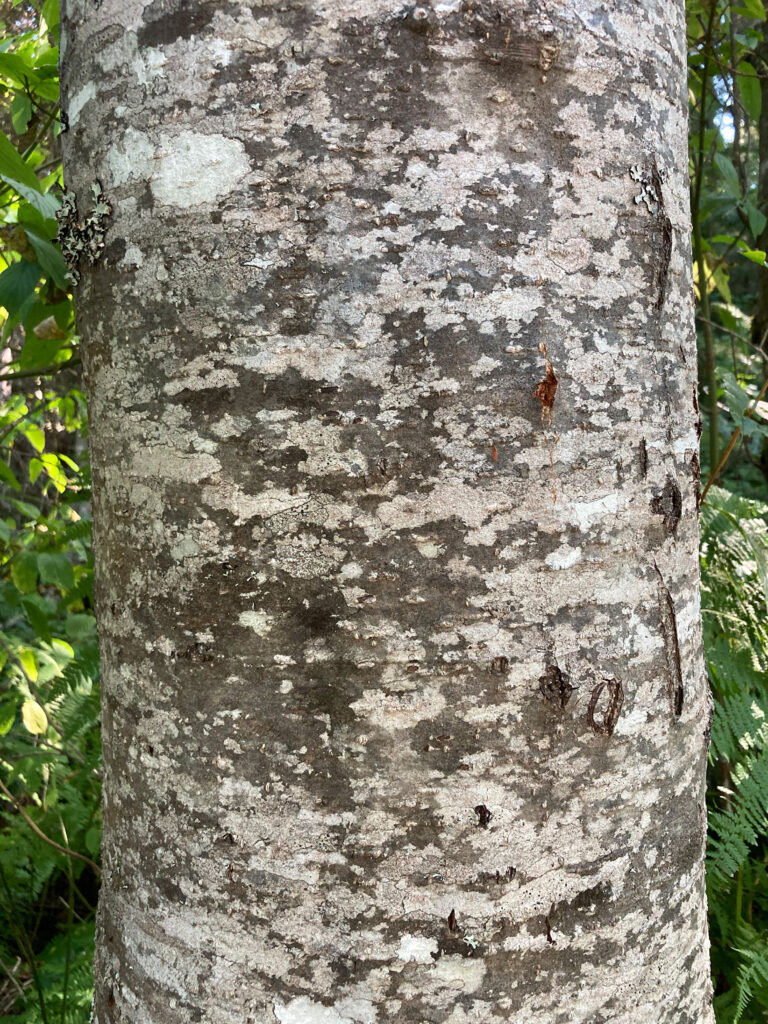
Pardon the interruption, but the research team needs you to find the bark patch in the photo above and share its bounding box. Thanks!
[138,3,219,47]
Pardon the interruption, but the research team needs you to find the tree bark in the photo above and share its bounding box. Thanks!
[60,1,714,1021]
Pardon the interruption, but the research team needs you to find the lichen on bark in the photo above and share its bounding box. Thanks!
[60,0,714,1021]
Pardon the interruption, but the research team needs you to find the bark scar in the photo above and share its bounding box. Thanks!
[654,563,684,718]
[532,342,557,424]
[638,438,648,480]
[474,804,493,827]
[545,910,556,944]
[586,677,623,736]
[539,663,575,709]
[629,160,672,313]
[651,158,672,314]
[650,476,682,536]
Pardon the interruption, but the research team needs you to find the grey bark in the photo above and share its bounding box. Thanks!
[60,1,714,1021]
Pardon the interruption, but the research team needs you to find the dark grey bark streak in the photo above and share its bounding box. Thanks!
[60,1,713,1021]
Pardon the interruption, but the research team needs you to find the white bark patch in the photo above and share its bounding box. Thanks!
[376,482,508,531]
[470,355,502,377]
[545,544,582,569]
[119,242,144,268]
[107,127,155,186]
[131,447,220,483]
[432,956,487,993]
[202,483,310,523]
[170,536,200,561]
[164,365,240,396]
[351,685,447,730]
[108,129,249,205]
[274,997,351,1024]
[567,493,620,531]
[152,131,249,207]
[398,934,438,963]
[67,82,96,126]
[238,610,272,635]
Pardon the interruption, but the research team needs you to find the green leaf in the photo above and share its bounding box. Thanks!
[84,826,100,856]
[21,421,44,453]
[0,52,39,86]
[722,371,768,440]
[21,595,51,639]
[735,0,765,16]
[23,225,70,289]
[10,92,32,134]
[742,202,767,239]
[21,698,46,734]
[740,248,767,266]
[738,63,762,123]
[42,0,60,39]
[0,260,41,318]
[65,613,96,641]
[0,129,42,194]
[18,649,38,683]
[714,153,742,198]
[712,265,732,304]
[11,499,41,521]
[37,552,74,592]
[5,180,60,219]
[722,371,752,425]
[0,699,18,737]
[31,78,59,103]
[0,459,20,491]
[18,331,67,372]
[35,49,60,69]
[10,550,38,594]
[50,638,74,659]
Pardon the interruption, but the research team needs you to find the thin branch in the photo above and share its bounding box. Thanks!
[695,315,767,357]
[701,375,768,502]
[0,954,26,1006]
[0,777,100,876]
[0,357,80,382]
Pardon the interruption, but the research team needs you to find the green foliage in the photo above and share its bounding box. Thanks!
[702,488,768,1022]
[0,2,99,1020]
[689,0,768,1015]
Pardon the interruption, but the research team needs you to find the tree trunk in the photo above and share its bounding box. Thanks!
[60,1,714,1021]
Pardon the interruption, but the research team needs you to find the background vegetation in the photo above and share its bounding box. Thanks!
[0,0,766,1020]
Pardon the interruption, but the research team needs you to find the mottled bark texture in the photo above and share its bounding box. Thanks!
[60,1,714,1021]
